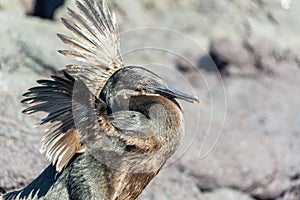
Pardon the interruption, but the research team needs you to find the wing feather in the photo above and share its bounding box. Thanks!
[20,0,155,175]
[59,0,124,96]
[22,71,106,172]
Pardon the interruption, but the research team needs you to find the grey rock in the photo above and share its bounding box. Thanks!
[201,188,255,200]
[0,72,49,191]
[0,0,24,16]
[138,166,201,200]
[209,38,256,75]
[0,12,71,75]
[0,8,69,193]
[180,60,300,199]
[1,0,300,200]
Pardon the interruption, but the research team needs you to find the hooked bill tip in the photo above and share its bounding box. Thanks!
[192,97,201,105]
[152,86,200,105]
[184,95,200,105]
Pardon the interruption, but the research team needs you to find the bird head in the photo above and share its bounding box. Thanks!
[100,66,199,114]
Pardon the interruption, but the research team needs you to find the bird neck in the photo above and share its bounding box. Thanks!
[129,95,184,156]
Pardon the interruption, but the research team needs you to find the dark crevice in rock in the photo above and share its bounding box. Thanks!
[29,0,65,20]
[290,173,300,181]
[196,185,214,193]
[198,55,222,73]
[250,195,276,200]
[208,48,229,75]
[205,37,296,78]
[250,183,300,200]
[207,37,257,76]
[188,173,217,193]
[0,187,6,194]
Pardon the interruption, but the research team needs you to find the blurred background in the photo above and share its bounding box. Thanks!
[0,0,299,200]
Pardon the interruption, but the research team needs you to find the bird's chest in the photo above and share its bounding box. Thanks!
[109,171,158,200]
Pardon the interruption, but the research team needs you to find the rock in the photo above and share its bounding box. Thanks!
[32,0,65,19]
[0,11,74,73]
[295,54,300,68]
[201,188,255,200]
[22,0,36,15]
[208,36,297,76]
[208,38,256,75]
[0,71,49,191]
[0,0,24,16]
[181,129,276,192]
[278,184,300,200]
[0,9,70,192]
[137,166,201,200]
[180,60,300,199]
[254,47,279,74]
[1,0,300,200]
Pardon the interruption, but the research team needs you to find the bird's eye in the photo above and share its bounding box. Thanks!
[134,85,157,96]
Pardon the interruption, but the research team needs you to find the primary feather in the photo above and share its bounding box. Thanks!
[21,0,124,172]
[22,70,107,172]
[59,0,124,96]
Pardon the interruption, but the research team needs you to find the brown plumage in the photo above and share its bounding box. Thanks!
[2,0,199,199]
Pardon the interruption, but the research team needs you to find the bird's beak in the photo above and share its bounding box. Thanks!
[152,86,200,104]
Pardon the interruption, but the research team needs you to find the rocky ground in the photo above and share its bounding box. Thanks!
[0,0,299,199]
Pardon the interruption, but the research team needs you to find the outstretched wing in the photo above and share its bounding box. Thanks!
[21,71,162,173]
[58,0,124,96]
[24,0,124,172]
[22,70,107,172]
